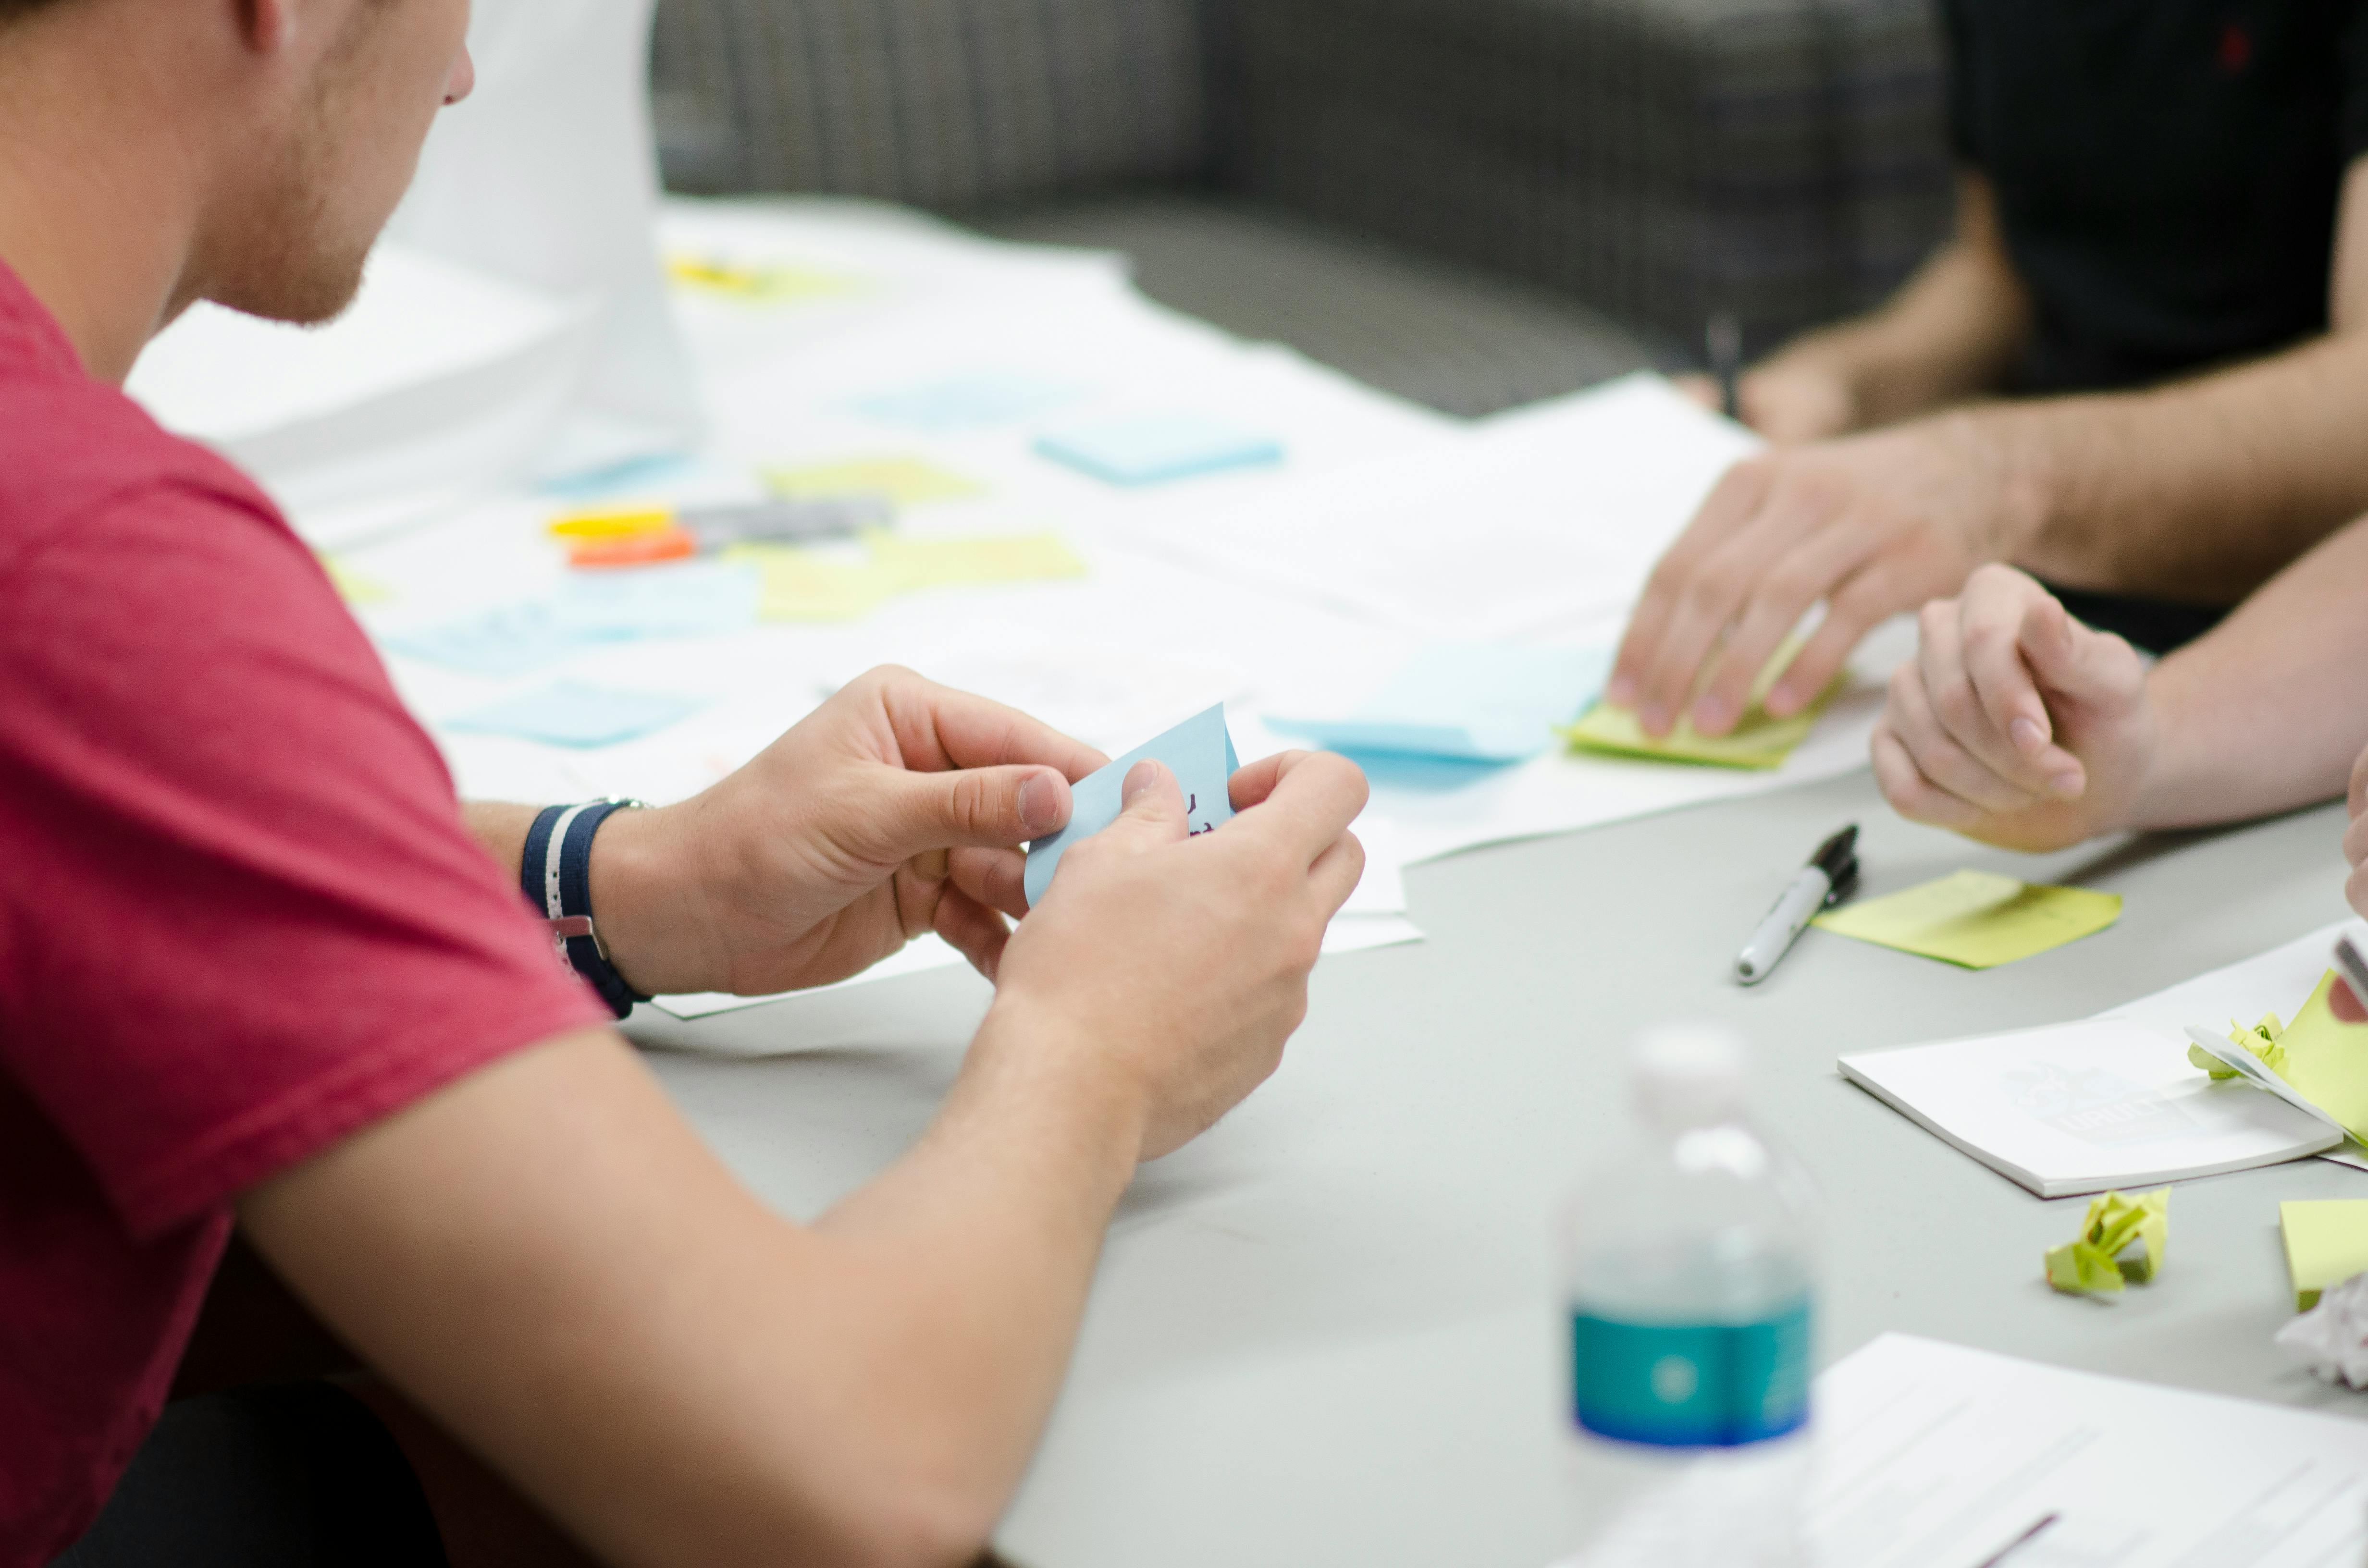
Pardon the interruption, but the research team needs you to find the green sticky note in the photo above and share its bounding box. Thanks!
[1559,640,1840,770]
[2281,1199,2368,1310]
[1812,869,2120,969]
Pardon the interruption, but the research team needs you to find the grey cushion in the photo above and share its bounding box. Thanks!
[977,193,1671,417]
[1218,0,1953,355]
[649,0,1955,393]
[652,0,1215,206]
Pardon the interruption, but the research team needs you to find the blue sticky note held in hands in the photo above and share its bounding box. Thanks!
[1268,643,1610,763]
[1024,704,1239,908]
[445,680,702,749]
[1034,414,1284,486]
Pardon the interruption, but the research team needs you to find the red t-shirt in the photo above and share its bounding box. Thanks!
[0,263,607,1562]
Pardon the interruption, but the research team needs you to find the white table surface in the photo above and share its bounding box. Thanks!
[624,769,2368,1567]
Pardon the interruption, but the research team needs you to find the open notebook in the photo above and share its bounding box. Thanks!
[1839,921,2368,1198]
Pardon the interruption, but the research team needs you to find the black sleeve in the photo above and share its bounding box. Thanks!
[1940,0,1983,167]
[2340,0,2368,161]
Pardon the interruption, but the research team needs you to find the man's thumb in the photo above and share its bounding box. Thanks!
[2019,594,2130,705]
[891,764,1073,852]
[1099,759,1188,847]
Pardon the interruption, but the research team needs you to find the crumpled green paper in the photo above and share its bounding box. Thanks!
[2189,1011,2292,1081]
[2046,1187,2169,1295]
[2186,970,2368,1142]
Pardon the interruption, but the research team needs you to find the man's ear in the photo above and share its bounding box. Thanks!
[234,0,296,54]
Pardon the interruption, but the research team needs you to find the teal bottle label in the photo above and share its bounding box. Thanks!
[1570,1297,1811,1447]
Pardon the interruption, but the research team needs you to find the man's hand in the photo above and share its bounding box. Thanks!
[590,666,1106,998]
[1607,411,2047,738]
[2339,745,2368,1022]
[1672,355,1863,445]
[981,749,1367,1161]
[1870,566,2155,852]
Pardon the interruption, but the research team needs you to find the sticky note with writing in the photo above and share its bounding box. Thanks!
[1024,704,1238,908]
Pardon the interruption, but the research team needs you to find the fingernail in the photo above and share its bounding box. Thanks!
[1121,760,1164,806]
[1019,772,1062,834]
[2010,717,2047,755]
[1692,695,1734,734]
[1607,674,1636,707]
[2048,769,2084,798]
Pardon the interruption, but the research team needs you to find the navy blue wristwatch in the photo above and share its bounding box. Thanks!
[521,799,651,1018]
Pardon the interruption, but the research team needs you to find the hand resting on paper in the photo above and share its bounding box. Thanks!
[1870,566,2155,852]
[582,664,1107,996]
[991,750,1368,1158]
[1606,414,2035,745]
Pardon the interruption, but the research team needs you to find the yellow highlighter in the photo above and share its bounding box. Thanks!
[546,495,892,569]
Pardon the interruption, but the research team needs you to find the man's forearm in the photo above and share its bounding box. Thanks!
[462,800,539,882]
[246,1025,1147,1568]
[1767,172,2030,429]
[1999,329,2368,600]
[2128,512,2368,827]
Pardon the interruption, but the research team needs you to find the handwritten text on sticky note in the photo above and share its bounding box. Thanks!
[1024,704,1239,908]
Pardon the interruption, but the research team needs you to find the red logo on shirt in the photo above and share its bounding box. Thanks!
[2217,21,2252,74]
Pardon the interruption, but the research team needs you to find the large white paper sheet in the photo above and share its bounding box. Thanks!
[1117,373,1758,641]
[1557,1333,2368,1568]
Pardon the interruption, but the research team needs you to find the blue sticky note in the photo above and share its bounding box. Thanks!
[851,372,1087,432]
[1034,414,1284,486]
[551,561,762,639]
[1024,703,1239,907]
[445,680,702,748]
[1269,644,1610,763]
[384,603,580,678]
[385,564,762,676]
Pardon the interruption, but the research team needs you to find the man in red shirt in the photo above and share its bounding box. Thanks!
[0,0,1370,1563]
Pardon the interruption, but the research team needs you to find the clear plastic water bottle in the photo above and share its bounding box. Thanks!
[1559,1023,1819,1568]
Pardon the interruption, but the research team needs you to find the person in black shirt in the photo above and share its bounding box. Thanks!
[1607,0,2368,754]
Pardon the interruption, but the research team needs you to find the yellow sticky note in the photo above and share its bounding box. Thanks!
[664,254,859,303]
[764,457,984,507]
[2281,1199,2368,1310]
[318,554,392,606]
[726,530,1085,623]
[1560,641,1840,770]
[871,531,1086,590]
[725,544,902,622]
[2255,971,2368,1141]
[1811,869,2120,968]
